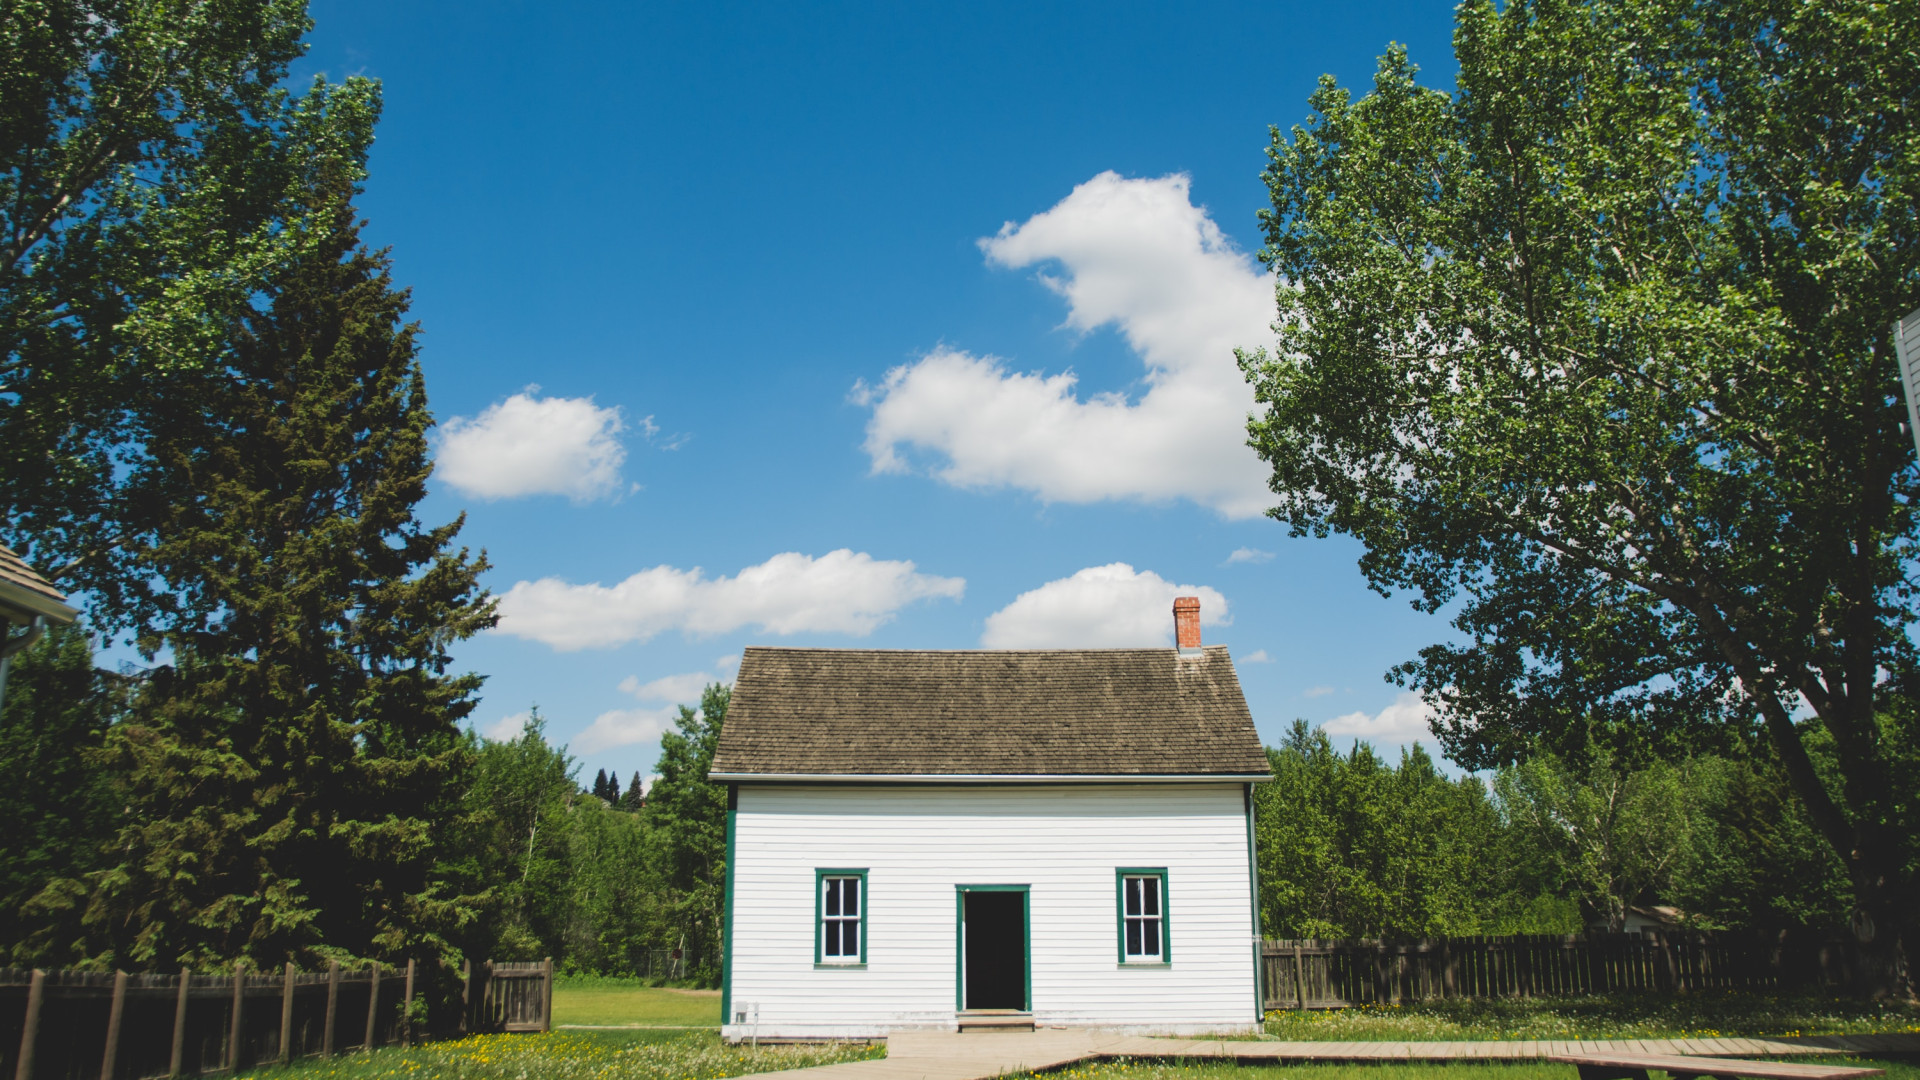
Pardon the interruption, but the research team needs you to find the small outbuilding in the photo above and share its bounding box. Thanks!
[711,598,1270,1039]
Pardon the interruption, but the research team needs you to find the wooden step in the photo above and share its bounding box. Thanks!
[957,1010,1035,1032]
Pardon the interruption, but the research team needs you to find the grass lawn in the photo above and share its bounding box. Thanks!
[231,1029,880,1080]
[1263,992,1920,1042]
[552,977,723,1027]
[1032,1060,1920,1080]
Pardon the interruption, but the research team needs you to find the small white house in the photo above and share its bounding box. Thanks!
[711,598,1271,1039]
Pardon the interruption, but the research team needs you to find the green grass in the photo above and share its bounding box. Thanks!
[1030,1059,1920,1080]
[232,1029,880,1080]
[552,978,722,1027]
[1262,992,1920,1042]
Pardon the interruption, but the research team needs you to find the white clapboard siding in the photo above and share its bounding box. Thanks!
[724,782,1258,1038]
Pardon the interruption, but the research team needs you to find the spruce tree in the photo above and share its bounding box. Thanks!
[71,190,495,969]
[606,771,620,804]
[592,768,609,801]
[623,771,645,812]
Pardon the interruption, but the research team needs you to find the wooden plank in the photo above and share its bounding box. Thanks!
[169,969,190,1079]
[227,963,245,1072]
[402,960,415,1048]
[99,970,128,1080]
[280,963,296,1063]
[14,969,44,1080]
[364,965,382,1051]
[1546,1053,1881,1080]
[323,960,340,1056]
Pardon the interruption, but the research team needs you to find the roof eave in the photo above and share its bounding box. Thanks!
[708,771,1273,784]
[0,582,79,626]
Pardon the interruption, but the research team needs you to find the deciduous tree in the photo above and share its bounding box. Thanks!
[1245,0,1919,988]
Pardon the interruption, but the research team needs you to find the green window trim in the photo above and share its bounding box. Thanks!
[721,785,737,1025]
[1115,868,1171,964]
[814,868,869,965]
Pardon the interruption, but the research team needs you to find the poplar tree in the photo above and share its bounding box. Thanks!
[1245,0,1919,988]
[71,190,495,968]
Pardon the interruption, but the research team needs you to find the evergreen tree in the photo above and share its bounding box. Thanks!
[622,772,645,812]
[65,191,495,969]
[592,768,610,801]
[607,771,621,804]
[0,623,124,965]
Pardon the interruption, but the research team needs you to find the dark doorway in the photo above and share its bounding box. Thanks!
[962,889,1027,1010]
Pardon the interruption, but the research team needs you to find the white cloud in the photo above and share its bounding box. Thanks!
[981,563,1228,648]
[481,712,529,741]
[578,664,735,754]
[856,172,1275,519]
[616,672,712,703]
[574,705,679,754]
[436,390,628,501]
[1303,684,1335,698]
[1323,691,1437,745]
[497,549,966,651]
[1225,546,1274,565]
[1242,649,1274,664]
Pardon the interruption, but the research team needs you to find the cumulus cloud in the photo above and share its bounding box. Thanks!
[496,549,966,651]
[436,390,628,501]
[856,172,1274,519]
[1241,649,1274,664]
[1225,547,1274,565]
[480,712,529,741]
[576,663,742,753]
[1322,691,1437,746]
[981,563,1228,648]
[573,705,679,754]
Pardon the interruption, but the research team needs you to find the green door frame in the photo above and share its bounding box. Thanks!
[953,884,1031,1012]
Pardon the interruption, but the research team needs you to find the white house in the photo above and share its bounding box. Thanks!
[710,598,1271,1039]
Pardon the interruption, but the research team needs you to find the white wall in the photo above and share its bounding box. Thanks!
[722,782,1259,1038]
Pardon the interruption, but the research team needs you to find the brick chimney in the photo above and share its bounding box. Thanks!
[1173,596,1202,656]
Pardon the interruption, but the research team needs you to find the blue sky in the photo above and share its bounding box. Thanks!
[294,0,1467,786]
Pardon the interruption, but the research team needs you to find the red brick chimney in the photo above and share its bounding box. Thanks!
[1173,596,1202,655]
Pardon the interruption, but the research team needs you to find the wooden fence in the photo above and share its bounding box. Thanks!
[3,959,551,1080]
[1261,931,1868,1010]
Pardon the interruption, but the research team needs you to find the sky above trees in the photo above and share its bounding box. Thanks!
[291,0,1467,782]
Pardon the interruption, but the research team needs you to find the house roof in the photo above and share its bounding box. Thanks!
[0,544,78,626]
[710,645,1271,781]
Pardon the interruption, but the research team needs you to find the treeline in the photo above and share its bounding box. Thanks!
[0,629,733,982]
[1254,719,1869,940]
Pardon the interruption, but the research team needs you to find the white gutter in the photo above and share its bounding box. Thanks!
[709,772,1273,783]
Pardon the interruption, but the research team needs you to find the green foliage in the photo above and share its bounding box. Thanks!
[52,194,494,970]
[455,688,730,982]
[1256,721,1568,939]
[0,623,123,964]
[1492,752,1702,932]
[1244,0,1920,964]
[643,684,730,985]
[1,0,385,634]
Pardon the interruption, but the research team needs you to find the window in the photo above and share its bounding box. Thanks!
[1116,869,1169,963]
[815,870,867,965]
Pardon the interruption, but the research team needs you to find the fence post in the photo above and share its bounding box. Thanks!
[323,960,340,1057]
[364,964,381,1051]
[100,970,129,1080]
[458,960,470,1036]
[1292,946,1305,1010]
[14,969,45,1080]
[542,958,554,1034]
[402,960,415,1048]
[170,969,190,1079]
[280,963,295,1064]
[227,962,245,1073]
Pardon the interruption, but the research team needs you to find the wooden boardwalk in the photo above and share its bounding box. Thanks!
[756,1030,1920,1080]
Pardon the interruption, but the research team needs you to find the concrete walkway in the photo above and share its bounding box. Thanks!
[755,1030,1920,1080]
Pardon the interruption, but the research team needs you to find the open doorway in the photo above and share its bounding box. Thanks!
[957,886,1028,1011]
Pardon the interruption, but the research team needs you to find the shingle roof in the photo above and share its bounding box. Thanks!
[710,646,1270,779]
[0,544,78,625]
